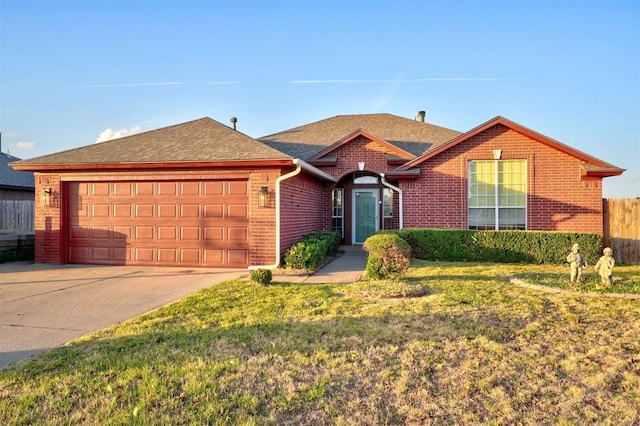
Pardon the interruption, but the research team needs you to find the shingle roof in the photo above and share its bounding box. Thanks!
[258,113,462,160]
[13,117,291,167]
[0,153,34,190]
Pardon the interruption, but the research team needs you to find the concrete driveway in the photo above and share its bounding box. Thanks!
[0,262,245,368]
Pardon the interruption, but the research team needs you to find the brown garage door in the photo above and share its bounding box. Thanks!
[67,180,249,267]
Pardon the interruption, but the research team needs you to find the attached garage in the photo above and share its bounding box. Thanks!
[67,179,250,267]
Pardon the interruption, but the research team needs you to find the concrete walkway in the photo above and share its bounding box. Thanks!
[273,245,368,284]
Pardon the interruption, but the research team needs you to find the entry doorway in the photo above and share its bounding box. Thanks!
[352,189,378,244]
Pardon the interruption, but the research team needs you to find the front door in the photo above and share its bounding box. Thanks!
[353,189,378,244]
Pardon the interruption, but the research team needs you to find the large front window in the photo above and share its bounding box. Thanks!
[468,159,527,230]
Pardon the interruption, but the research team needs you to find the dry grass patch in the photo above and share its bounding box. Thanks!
[1,261,639,425]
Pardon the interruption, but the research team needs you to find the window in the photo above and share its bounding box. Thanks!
[332,188,344,237]
[382,188,393,230]
[468,159,527,230]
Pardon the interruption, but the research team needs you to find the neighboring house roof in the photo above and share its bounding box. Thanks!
[12,117,291,171]
[0,152,34,191]
[398,116,625,177]
[258,113,462,160]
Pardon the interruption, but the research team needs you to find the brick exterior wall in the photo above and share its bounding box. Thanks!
[401,124,605,234]
[279,172,329,255]
[34,173,63,264]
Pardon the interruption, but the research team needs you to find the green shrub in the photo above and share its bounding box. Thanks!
[250,268,272,285]
[396,228,602,264]
[283,230,341,270]
[363,233,412,279]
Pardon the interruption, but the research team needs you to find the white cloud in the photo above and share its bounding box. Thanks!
[14,141,36,150]
[95,126,142,143]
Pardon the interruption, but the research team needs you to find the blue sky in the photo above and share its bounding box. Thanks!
[1,0,638,198]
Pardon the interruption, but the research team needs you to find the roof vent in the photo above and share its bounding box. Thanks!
[230,117,238,130]
[416,111,426,122]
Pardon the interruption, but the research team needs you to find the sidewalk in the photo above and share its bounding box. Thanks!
[273,246,367,284]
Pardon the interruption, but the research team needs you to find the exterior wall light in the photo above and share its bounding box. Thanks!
[258,186,268,207]
[43,187,52,207]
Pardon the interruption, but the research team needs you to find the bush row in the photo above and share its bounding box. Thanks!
[395,228,603,265]
[283,230,341,270]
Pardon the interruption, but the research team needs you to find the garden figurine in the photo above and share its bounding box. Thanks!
[594,247,615,287]
[566,243,587,283]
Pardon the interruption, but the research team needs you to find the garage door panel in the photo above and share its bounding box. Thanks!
[114,204,132,218]
[67,180,249,267]
[158,226,177,240]
[135,182,154,195]
[114,182,132,196]
[113,247,130,262]
[181,227,200,240]
[227,250,249,266]
[135,205,154,218]
[181,182,200,195]
[204,204,224,218]
[181,205,200,218]
[91,182,110,196]
[136,226,155,240]
[228,205,248,218]
[158,204,177,218]
[227,181,248,195]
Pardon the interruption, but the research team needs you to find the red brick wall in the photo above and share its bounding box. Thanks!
[249,170,279,266]
[401,124,605,234]
[321,135,394,180]
[33,173,63,264]
[280,172,328,254]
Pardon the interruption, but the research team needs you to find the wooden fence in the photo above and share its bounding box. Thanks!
[603,198,639,265]
[0,200,34,233]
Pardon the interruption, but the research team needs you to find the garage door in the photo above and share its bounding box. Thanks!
[67,180,249,267]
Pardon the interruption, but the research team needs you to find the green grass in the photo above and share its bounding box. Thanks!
[1,261,639,425]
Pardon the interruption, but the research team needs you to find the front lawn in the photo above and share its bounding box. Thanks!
[1,261,639,425]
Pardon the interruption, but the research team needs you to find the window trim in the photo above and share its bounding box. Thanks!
[468,159,527,230]
[331,188,344,237]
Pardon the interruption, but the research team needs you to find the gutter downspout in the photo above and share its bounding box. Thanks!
[380,173,403,229]
[248,159,337,270]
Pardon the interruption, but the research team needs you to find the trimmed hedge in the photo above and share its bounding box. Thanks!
[283,230,341,270]
[396,228,602,265]
[363,232,412,279]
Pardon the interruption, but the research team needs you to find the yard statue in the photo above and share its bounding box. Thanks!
[594,247,615,287]
[566,243,587,283]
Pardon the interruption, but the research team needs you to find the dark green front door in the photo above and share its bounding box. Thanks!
[354,190,377,243]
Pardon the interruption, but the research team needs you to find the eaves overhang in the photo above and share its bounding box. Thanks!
[581,164,625,178]
[11,159,295,172]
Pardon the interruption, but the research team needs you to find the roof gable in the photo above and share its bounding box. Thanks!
[309,128,415,161]
[12,117,291,170]
[259,113,461,160]
[398,116,624,177]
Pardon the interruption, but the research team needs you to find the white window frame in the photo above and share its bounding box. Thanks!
[468,159,527,230]
[332,188,344,237]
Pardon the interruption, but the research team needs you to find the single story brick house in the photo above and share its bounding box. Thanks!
[12,112,623,268]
